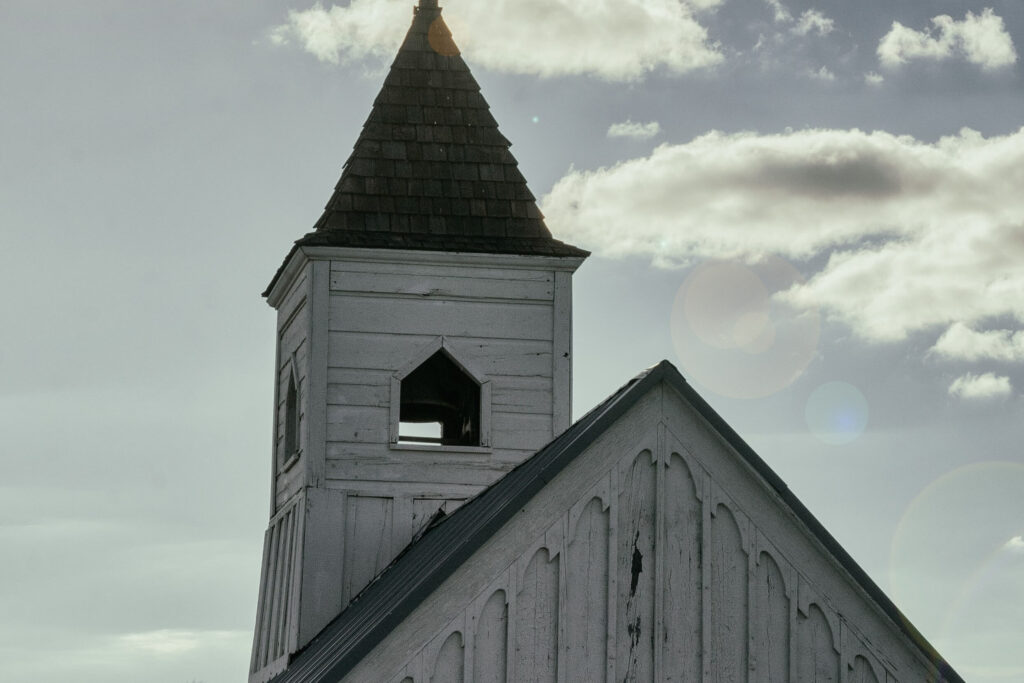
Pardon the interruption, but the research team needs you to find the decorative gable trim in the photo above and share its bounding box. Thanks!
[268,361,965,683]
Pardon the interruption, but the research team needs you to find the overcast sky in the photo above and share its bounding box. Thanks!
[2,1,1022,681]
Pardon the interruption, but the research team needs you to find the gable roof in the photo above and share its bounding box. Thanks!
[265,1,587,296]
[269,360,964,683]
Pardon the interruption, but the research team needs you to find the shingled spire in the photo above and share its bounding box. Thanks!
[293,1,587,259]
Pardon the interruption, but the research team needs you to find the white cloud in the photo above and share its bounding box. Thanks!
[268,24,290,47]
[764,0,792,24]
[271,0,723,81]
[948,373,1013,400]
[807,65,835,81]
[272,1,406,64]
[608,119,662,140]
[542,127,1024,346]
[864,71,884,85]
[1004,535,1024,554]
[932,323,1024,362]
[878,9,1017,71]
[792,9,834,37]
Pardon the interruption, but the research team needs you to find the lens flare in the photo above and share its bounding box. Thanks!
[804,381,869,445]
[669,257,820,399]
[889,461,1024,671]
[427,18,460,57]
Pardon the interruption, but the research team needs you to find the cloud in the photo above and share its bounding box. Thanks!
[763,0,792,24]
[931,323,1024,362]
[878,9,1017,70]
[269,1,406,64]
[792,10,834,37]
[759,2,834,36]
[864,71,884,86]
[1004,535,1024,554]
[270,0,723,81]
[749,4,841,81]
[948,373,1013,400]
[117,629,237,655]
[807,66,835,81]
[608,120,662,140]
[541,127,1024,346]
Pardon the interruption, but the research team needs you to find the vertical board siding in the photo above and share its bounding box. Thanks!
[663,453,702,682]
[616,450,657,682]
[515,549,559,682]
[352,416,924,683]
[342,496,394,605]
[551,270,573,435]
[753,552,790,683]
[564,497,609,682]
[798,604,840,682]
[852,655,881,683]
[473,590,508,683]
[317,261,566,629]
[251,497,301,675]
[432,631,465,683]
[710,503,748,682]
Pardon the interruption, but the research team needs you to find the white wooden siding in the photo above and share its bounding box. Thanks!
[315,256,575,620]
[328,296,552,340]
[273,268,310,512]
[346,381,950,683]
[253,249,581,682]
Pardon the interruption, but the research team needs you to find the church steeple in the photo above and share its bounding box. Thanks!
[266,1,585,295]
[250,5,586,682]
[307,0,582,255]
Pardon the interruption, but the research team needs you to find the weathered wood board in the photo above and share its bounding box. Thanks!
[349,381,947,683]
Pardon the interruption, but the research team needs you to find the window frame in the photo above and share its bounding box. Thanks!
[389,336,492,452]
[278,355,303,473]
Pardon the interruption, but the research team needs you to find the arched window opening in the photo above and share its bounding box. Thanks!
[283,368,299,462]
[399,350,480,446]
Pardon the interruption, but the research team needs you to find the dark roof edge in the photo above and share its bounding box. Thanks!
[275,360,964,683]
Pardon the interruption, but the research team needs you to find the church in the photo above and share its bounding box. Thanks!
[248,2,962,681]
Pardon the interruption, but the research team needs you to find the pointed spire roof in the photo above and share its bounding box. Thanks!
[279,1,587,276]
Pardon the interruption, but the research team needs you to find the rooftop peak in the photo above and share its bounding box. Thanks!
[272,1,587,280]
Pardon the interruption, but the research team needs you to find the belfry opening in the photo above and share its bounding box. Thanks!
[398,350,481,446]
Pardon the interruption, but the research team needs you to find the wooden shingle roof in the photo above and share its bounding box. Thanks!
[266,1,586,296]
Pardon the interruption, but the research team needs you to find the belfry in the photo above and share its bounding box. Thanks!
[249,3,963,683]
[251,1,586,678]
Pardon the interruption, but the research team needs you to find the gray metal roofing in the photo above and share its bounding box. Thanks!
[264,3,587,297]
[268,360,964,683]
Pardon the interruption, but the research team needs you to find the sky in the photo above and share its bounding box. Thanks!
[2,0,1022,681]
